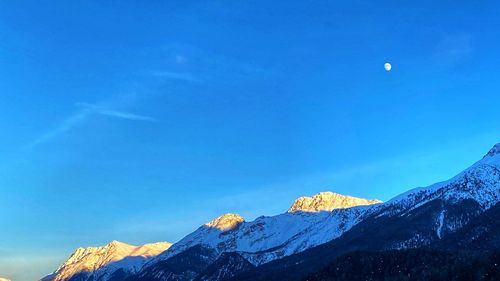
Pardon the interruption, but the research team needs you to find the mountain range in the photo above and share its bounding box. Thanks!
[41,143,500,281]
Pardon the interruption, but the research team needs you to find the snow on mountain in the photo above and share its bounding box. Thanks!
[228,144,500,281]
[44,193,381,281]
[42,240,172,281]
[484,143,500,159]
[287,191,382,213]
[205,213,245,231]
[349,143,500,250]
[377,143,500,218]
[45,143,500,281]
[150,192,382,266]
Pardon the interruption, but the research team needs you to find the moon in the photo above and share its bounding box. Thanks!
[384,63,392,72]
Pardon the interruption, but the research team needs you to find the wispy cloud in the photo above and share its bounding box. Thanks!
[25,111,89,150]
[76,102,157,122]
[25,102,156,149]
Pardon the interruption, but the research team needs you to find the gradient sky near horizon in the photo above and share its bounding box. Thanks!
[2,1,500,280]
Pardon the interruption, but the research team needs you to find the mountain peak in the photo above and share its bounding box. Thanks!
[287,191,382,213]
[205,213,245,231]
[44,241,171,281]
[105,240,131,249]
[484,143,500,158]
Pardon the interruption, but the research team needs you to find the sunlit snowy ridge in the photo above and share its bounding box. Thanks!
[42,241,172,281]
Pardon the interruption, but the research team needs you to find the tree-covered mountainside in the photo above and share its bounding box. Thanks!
[303,249,500,281]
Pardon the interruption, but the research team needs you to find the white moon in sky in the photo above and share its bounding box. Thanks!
[384,63,392,72]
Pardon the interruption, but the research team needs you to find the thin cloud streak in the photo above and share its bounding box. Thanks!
[24,111,89,150]
[25,102,156,149]
[76,102,157,122]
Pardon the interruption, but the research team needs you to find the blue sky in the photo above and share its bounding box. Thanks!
[1,1,500,280]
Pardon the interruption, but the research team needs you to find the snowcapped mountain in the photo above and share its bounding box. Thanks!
[368,142,500,243]
[129,192,381,281]
[288,191,381,213]
[232,143,500,281]
[42,193,380,281]
[146,192,381,265]
[42,241,172,281]
[42,143,500,281]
